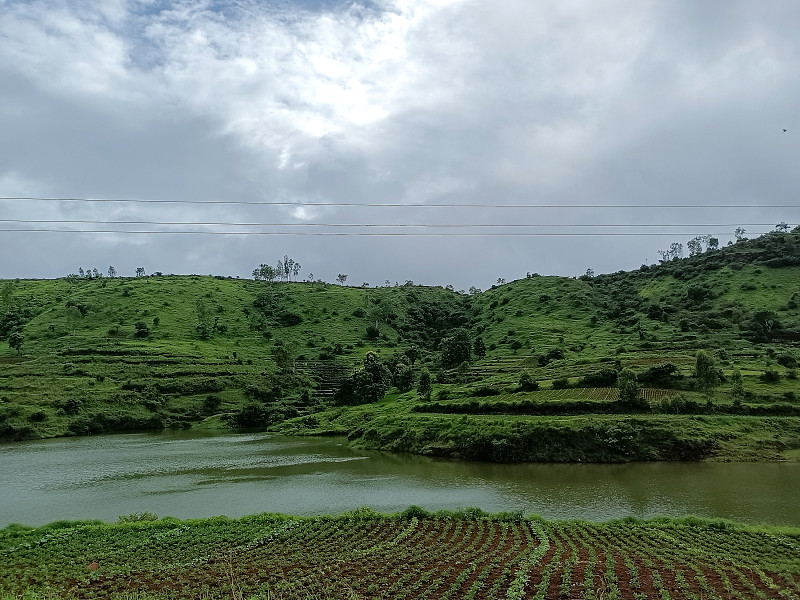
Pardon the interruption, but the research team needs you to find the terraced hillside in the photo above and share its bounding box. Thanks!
[1,230,799,461]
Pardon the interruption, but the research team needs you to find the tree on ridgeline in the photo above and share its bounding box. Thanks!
[337,274,348,286]
[252,264,278,282]
[687,237,703,257]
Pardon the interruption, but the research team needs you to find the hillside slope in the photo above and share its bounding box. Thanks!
[1,230,799,461]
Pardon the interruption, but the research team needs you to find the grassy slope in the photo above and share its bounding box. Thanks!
[1,231,799,461]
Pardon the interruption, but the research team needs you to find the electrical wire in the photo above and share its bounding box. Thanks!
[0,219,784,228]
[1,196,798,209]
[0,228,776,237]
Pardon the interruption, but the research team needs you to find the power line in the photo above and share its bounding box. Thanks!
[0,228,775,237]
[0,219,784,228]
[1,196,798,209]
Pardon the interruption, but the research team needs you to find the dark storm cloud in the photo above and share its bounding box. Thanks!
[1,0,798,288]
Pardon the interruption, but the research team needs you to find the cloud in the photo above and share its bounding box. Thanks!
[1,0,799,287]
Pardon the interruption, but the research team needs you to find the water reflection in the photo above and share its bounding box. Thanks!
[1,431,798,527]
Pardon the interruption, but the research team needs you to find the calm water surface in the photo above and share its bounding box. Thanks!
[1,430,798,527]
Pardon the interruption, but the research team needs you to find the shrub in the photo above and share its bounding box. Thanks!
[577,369,618,388]
[760,370,780,384]
[118,512,158,523]
[470,386,501,397]
[134,321,150,337]
[518,371,539,392]
[552,377,570,390]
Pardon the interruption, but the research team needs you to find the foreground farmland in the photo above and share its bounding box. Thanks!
[2,511,799,600]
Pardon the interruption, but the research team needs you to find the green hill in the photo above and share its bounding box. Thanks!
[1,230,799,461]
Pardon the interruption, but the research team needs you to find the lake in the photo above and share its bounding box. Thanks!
[1,430,798,527]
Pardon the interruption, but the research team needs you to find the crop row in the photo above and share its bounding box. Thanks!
[1,515,798,599]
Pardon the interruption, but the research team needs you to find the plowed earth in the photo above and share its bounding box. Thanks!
[1,515,799,599]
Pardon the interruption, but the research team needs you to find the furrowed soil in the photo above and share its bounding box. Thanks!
[1,512,798,600]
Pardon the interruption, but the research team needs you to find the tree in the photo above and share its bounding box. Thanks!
[8,331,23,354]
[334,351,390,405]
[617,368,639,405]
[730,369,745,406]
[734,227,747,242]
[518,371,538,392]
[775,222,790,233]
[134,321,150,338]
[272,339,298,376]
[107,266,117,278]
[687,237,703,257]
[695,350,719,404]
[337,274,348,286]
[1,281,13,308]
[440,329,471,368]
[252,264,278,282]
[751,310,781,340]
[196,298,212,339]
[404,345,420,367]
[417,368,432,401]
[658,242,684,262]
[393,362,414,392]
[135,267,146,277]
[473,337,486,359]
[706,236,719,251]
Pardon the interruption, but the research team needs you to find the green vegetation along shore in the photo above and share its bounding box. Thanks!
[1,229,799,462]
[1,510,799,599]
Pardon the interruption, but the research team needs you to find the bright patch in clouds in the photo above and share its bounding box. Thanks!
[0,0,798,286]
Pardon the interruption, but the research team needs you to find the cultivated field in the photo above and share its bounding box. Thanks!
[1,512,799,600]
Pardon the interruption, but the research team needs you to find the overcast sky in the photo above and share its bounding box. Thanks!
[1,0,798,290]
